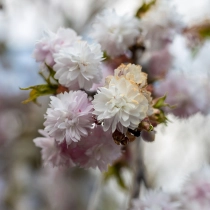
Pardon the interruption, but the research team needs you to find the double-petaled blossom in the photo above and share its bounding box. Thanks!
[131,190,180,210]
[54,41,103,90]
[33,28,81,67]
[44,91,93,145]
[92,64,153,133]
[91,9,140,57]
[114,64,153,116]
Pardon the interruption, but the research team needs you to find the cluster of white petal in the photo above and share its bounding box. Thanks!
[93,64,152,133]
[114,64,153,116]
[44,91,93,145]
[33,28,81,66]
[91,9,140,57]
[131,191,180,210]
[114,64,147,88]
[54,41,103,90]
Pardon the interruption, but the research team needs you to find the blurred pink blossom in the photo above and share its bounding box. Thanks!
[33,130,74,167]
[181,166,210,210]
[154,72,210,117]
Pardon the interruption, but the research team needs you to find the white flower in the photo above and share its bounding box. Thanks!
[33,27,81,66]
[141,0,182,30]
[33,130,73,167]
[92,76,149,133]
[114,64,147,88]
[54,41,103,90]
[91,9,140,57]
[44,91,93,145]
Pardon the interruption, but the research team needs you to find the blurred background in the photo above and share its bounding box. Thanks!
[1,0,210,209]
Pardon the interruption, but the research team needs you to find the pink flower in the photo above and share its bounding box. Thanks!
[154,71,210,117]
[182,166,210,210]
[33,130,74,167]
[69,126,122,171]
[131,190,180,210]
[33,28,81,66]
[34,127,121,171]
[44,91,93,145]
[147,47,172,80]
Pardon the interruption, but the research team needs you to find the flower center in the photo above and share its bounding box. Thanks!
[107,94,127,110]
[65,112,78,127]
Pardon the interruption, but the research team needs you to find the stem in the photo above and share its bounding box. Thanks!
[87,175,102,210]
[39,72,51,85]
[128,138,145,209]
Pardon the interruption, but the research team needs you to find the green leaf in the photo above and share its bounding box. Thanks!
[20,84,58,105]
[153,95,175,109]
[155,109,169,125]
[136,0,156,18]
[104,162,128,190]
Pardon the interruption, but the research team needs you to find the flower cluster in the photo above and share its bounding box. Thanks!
[33,27,103,90]
[28,7,160,172]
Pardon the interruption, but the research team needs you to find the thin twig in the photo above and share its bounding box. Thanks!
[87,174,102,210]
[127,138,145,209]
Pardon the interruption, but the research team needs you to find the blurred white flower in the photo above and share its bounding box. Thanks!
[91,9,140,57]
[141,0,183,50]
[141,113,210,193]
[92,76,149,133]
[182,166,210,210]
[33,27,81,66]
[54,41,103,90]
[44,91,93,145]
[131,190,180,210]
